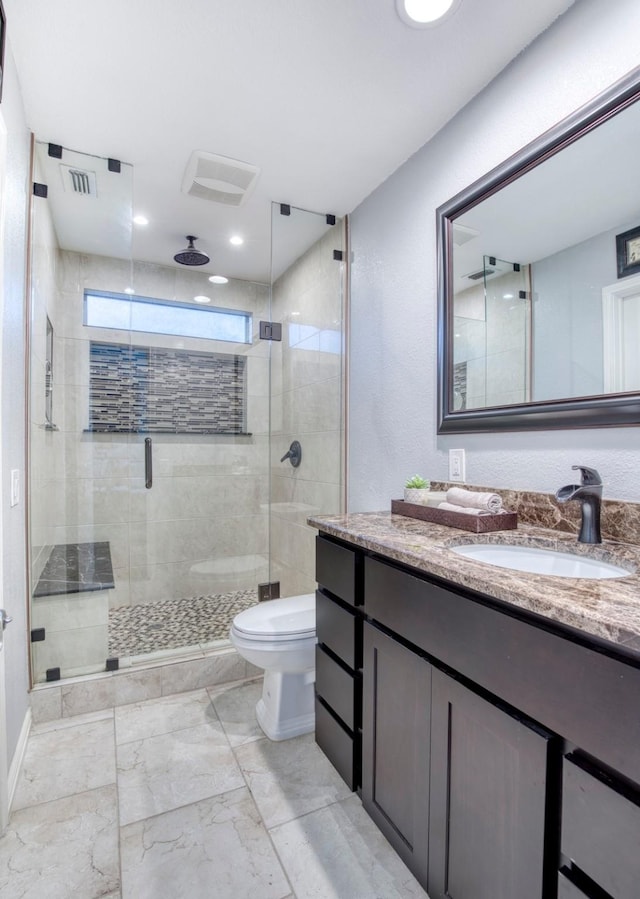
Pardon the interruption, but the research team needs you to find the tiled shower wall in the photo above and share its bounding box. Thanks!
[30,239,271,616]
[269,221,345,597]
[88,342,247,434]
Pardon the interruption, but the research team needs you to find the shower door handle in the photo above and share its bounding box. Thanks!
[145,438,153,489]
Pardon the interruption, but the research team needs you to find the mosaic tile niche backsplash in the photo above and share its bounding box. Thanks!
[89,341,247,434]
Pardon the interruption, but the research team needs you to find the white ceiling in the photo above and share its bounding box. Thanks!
[5,0,575,282]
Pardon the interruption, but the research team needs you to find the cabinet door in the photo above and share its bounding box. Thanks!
[362,622,431,888]
[429,669,553,899]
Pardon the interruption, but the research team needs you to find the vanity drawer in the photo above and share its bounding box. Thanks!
[364,556,640,785]
[316,589,360,670]
[557,870,589,899]
[316,536,358,606]
[315,697,356,790]
[315,645,356,731]
[562,754,640,899]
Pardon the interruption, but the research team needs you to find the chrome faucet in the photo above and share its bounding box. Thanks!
[555,465,603,544]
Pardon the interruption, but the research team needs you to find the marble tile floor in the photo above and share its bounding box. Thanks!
[0,677,428,899]
[108,589,259,658]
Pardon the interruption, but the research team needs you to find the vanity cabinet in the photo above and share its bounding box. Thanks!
[560,753,640,899]
[314,532,640,899]
[362,622,431,884]
[429,668,552,899]
[314,536,363,790]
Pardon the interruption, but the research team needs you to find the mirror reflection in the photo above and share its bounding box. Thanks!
[443,78,640,427]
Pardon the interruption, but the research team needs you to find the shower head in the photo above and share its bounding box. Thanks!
[173,235,210,266]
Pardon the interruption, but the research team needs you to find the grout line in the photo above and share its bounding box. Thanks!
[113,711,124,897]
[227,738,298,899]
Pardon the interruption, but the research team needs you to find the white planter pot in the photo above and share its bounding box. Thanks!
[404,488,431,505]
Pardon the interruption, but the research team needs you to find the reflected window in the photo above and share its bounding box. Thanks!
[84,290,252,344]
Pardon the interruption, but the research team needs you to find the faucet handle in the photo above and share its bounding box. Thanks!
[571,465,602,486]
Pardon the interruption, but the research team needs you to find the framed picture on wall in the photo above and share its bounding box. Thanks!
[0,1,5,103]
[616,225,640,279]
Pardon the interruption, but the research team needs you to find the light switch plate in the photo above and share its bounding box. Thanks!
[448,449,466,483]
[10,470,19,507]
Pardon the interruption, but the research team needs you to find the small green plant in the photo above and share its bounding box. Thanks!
[405,475,430,489]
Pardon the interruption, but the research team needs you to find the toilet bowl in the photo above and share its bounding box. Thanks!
[230,593,316,741]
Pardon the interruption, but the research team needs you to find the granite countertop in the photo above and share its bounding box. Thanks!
[308,512,640,655]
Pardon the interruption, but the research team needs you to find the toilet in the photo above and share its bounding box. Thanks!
[229,593,316,741]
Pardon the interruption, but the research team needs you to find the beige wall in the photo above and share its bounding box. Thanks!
[270,220,345,597]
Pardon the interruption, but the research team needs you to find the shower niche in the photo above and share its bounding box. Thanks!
[27,141,346,683]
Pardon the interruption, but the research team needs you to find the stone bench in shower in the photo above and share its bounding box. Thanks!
[32,542,115,682]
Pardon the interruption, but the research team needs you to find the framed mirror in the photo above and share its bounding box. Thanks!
[437,65,640,433]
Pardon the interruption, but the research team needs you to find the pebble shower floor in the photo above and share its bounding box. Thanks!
[108,589,259,657]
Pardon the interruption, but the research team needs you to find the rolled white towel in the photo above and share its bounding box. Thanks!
[438,501,488,516]
[446,487,503,514]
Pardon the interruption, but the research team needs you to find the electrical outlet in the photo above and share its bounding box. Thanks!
[10,470,19,507]
[449,449,466,483]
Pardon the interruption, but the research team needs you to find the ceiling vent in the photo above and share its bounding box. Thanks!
[60,164,97,197]
[452,223,479,247]
[181,151,260,207]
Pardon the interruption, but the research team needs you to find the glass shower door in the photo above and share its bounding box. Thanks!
[268,204,346,598]
[28,143,135,682]
[28,140,273,682]
[110,266,272,663]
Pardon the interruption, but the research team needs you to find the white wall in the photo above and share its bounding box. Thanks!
[532,218,636,401]
[349,0,640,510]
[1,44,30,761]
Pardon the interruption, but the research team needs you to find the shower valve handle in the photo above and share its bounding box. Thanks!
[280,440,302,468]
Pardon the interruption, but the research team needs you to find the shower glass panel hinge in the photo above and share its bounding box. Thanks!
[259,321,282,341]
[30,627,45,642]
[258,582,281,602]
[46,667,61,682]
[33,182,48,198]
[333,250,343,261]
[106,657,119,672]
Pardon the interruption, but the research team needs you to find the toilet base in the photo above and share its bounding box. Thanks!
[255,668,315,741]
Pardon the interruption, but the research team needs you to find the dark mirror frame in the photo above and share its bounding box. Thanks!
[437,65,640,434]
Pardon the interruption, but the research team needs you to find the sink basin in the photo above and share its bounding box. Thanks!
[450,544,631,579]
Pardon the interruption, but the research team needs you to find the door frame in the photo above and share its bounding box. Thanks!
[602,273,640,392]
[0,110,8,832]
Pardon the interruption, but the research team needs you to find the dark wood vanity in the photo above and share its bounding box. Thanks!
[314,528,640,899]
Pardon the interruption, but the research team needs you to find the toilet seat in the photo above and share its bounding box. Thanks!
[232,593,315,640]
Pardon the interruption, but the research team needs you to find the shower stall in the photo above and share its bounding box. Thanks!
[27,143,346,684]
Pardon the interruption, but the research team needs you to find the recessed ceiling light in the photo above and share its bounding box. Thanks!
[229,235,244,246]
[194,295,211,304]
[124,287,135,295]
[208,275,229,284]
[291,311,300,317]
[133,214,149,226]
[503,293,514,300]
[396,0,459,27]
